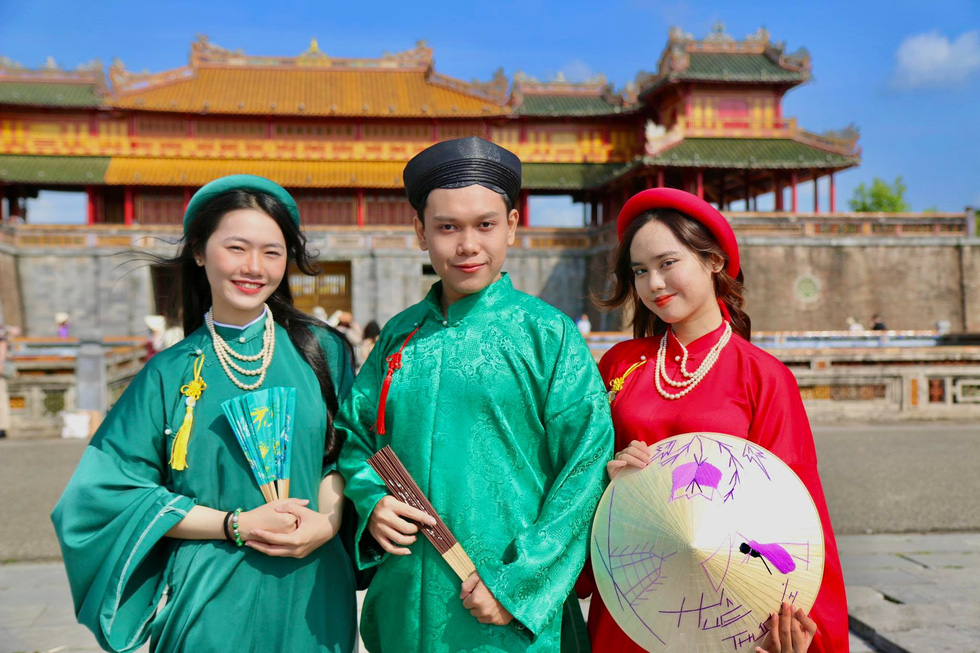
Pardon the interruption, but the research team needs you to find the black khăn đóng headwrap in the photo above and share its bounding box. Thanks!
[403,137,522,213]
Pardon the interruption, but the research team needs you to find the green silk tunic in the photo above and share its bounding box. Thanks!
[336,274,613,652]
[52,319,357,653]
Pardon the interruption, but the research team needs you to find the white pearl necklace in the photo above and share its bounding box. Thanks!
[654,322,732,400]
[205,306,276,391]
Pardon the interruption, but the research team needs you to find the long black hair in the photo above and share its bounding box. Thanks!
[163,189,351,464]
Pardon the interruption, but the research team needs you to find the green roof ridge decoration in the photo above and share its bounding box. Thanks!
[510,71,632,116]
[638,23,811,98]
[644,138,860,169]
[1,27,814,113]
[0,57,105,107]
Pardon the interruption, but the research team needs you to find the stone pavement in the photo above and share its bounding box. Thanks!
[9,534,974,652]
[839,532,980,653]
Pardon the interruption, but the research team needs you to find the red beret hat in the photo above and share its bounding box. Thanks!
[616,188,740,277]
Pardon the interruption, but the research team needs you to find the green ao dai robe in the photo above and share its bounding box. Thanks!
[337,274,614,652]
[52,319,357,653]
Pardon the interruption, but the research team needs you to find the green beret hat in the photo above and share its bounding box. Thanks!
[183,174,300,233]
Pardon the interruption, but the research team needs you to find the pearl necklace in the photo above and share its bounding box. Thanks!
[654,322,732,400]
[205,306,276,391]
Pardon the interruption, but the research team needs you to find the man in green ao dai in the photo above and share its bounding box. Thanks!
[336,137,614,652]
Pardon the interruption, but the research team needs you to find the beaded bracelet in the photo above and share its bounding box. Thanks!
[222,510,235,543]
[231,508,244,547]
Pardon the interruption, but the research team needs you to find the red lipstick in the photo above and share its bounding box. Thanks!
[232,280,265,295]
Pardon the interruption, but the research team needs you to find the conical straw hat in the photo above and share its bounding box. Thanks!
[591,432,825,652]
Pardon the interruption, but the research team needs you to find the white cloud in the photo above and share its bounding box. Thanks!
[892,30,980,90]
[556,59,596,83]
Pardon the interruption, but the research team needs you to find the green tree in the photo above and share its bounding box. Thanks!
[848,176,911,212]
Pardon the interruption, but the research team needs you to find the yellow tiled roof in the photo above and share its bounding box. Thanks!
[104,158,405,188]
[109,68,507,118]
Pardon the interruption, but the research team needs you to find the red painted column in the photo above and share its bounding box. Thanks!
[356,189,365,227]
[656,169,665,188]
[86,186,96,225]
[774,173,784,211]
[519,121,528,145]
[829,171,836,214]
[519,190,530,227]
[791,172,798,213]
[696,169,704,199]
[355,120,362,141]
[813,173,820,213]
[183,187,192,214]
[124,187,134,226]
[431,120,439,142]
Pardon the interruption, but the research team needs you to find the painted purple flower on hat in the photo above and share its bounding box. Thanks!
[670,455,723,502]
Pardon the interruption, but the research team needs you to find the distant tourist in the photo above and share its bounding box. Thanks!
[360,319,381,362]
[846,316,865,332]
[144,314,167,357]
[586,188,848,652]
[871,314,887,331]
[143,315,182,356]
[311,305,329,324]
[577,312,593,335]
[335,311,361,345]
[52,175,358,652]
[55,312,71,338]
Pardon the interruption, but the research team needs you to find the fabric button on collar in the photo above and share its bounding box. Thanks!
[422,273,515,326]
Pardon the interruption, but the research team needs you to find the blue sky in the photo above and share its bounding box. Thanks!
[2,0,978,224]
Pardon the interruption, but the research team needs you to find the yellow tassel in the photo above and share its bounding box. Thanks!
[169,354,207,471]
[607,359,647,404]
[169,405,194,471]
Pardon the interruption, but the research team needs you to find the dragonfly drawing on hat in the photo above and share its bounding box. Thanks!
[653,433,773,504]
[669,454,723,502]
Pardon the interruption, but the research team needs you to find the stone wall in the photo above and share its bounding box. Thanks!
[0,248,21,326]
[5,222,980,337]
[321,248,592,327]
[15,250,154,337]
[586,236,980,333]
[739,239,980,331]
[304,231,593,327]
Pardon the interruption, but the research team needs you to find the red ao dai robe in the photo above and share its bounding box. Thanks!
[578,322,849,653]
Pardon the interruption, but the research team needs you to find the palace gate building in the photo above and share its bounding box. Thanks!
[2,25,976,339]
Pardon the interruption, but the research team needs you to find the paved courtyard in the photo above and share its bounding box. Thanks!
[1,422,977,652]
